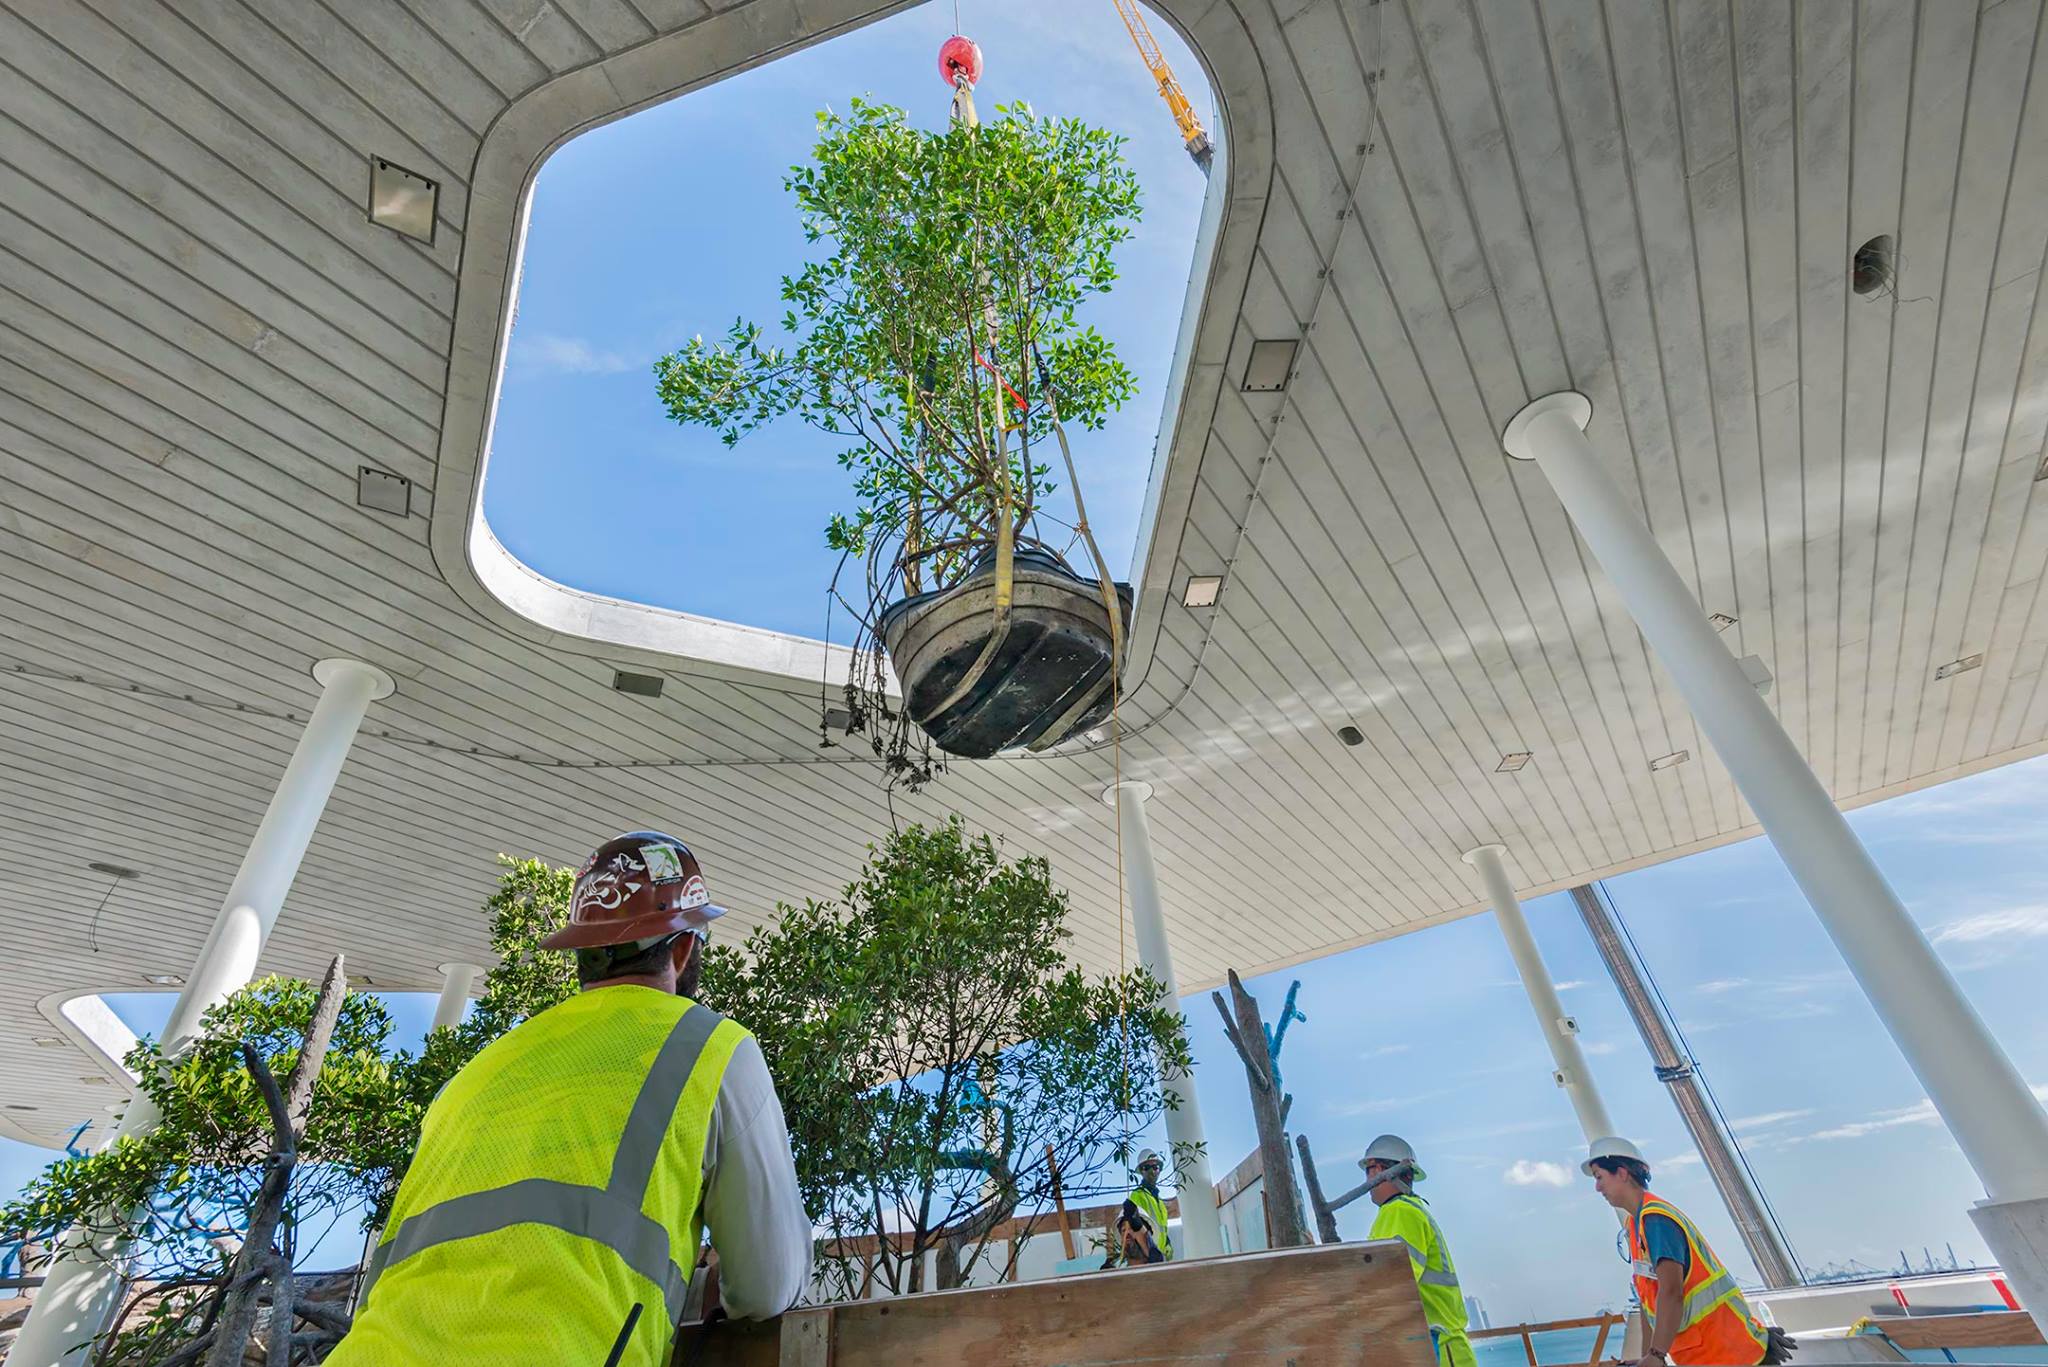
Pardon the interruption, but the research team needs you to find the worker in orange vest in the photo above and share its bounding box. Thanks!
[1584,1138,1794,1367]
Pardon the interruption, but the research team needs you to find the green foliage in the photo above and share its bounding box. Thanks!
[0,978,412,1289]
[700,817,1189,1295]
[653,98,1141,594]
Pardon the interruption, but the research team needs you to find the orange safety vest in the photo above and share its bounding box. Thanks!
[1629,1193,1769,1367]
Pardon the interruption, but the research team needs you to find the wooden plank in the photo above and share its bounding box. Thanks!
[777,1308,833,1367]
[686,1243,1437,1367]
[1878,1310,2046,1351]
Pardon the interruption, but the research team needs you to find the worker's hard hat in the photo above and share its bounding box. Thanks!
[541,832,727,951]
[1582,1136,1646,1175]
[1136,1149,1163,1169]
[1359,1133,1425,1183]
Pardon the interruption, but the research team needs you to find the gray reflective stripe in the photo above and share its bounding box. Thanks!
[1398,1235,1430,1267]
[1678,1271,1741,1328]
[609,1005,721,1195]
[376,1177,689,1322]
[370,1004,725,1327]
[1419,1268,1460,1288]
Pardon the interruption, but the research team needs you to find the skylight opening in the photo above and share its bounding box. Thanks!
[479,1,1218,644]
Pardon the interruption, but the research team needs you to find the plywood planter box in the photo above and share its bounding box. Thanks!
[674,1242,1438,1367]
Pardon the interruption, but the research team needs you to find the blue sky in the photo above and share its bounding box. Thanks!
[483,0,1214,638]
[9,0,2048,1331]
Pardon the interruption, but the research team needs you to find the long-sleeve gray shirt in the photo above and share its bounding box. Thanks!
[699,1035,813,1318]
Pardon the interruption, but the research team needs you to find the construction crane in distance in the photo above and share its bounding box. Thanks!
[1109,0,1214,173]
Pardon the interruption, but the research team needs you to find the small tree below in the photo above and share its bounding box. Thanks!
[702,817,1193,1295]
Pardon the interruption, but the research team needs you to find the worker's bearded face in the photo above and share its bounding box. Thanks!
[674,934,705,999]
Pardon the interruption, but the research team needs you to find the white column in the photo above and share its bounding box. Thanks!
[432,963,480,1032]
[1465,845,1615,1144]
[1106,780,1224,1260]
[13,658,393,1367]
[1506,393,2048,1331]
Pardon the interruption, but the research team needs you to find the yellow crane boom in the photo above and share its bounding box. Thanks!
[1110,0,1214,172]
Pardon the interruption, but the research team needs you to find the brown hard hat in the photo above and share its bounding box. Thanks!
[541,831,727,951]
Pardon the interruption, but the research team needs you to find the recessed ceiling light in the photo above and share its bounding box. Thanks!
[1495,751,1533,773]
[1242,338,1299,393]
[6,1103,35,1111]
[347,974,376,988]
[1336,725,1365,747]
[611,669,664,699]
[1183,575,1223,608]
[1708,613,1737,633]
[87,861,142,879]
[1738,654,1773,697]
[32,1036,64,1047]
[822,707,854,732]
[358,467,412,517]
[142,973,184,986]
[1650,750,1690,772]
[1935,654,1983,680]
[368,157,437,243]
[79,1075,109,1086]
[2035,452,2048,482]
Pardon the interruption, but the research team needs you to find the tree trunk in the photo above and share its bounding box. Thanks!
[207,955,348,1367]
[1296,1134,1340,1245]
[1212,970,1309,1248]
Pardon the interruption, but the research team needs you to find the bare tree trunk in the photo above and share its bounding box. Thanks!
[207,955,348,1367]
[1211,970,1309,1248]
[1296,1134,1340,1244]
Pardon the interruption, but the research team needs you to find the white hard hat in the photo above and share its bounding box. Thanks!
[1136,1149,1163,1168]
[1582,1136,1646,1175]
[1359,1133,1425,1183]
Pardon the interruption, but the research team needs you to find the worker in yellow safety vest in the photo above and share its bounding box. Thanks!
[329,832,812,1367]
[1584,1137,1794,1367]
[1362,1134,1474,1367]
[1123,1149,1174,1261]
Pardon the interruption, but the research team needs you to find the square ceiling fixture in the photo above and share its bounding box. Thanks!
[1183,574,1223,608]
[822,707,854,732]
[142,972,184,986]
[1495,751,1533,773]
[1935,654,1984,680]
[611,669,665,699]
[358,467,412,516]
[1649,750,1691,772]
[1336,724,1365,747]
[32,1036,63,1047]
[1242,338,1299,393]
[1708,612,1737,633]
[369,157,437,243]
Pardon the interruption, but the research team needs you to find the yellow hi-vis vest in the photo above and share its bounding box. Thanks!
[328,987,747,1367]
[1368,1193,1474,1367]
[1127,1185,1173,1260]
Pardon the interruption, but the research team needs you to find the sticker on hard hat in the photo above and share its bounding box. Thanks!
[573,851,645,916]
[641,843,685,883]
[677,874,709,910]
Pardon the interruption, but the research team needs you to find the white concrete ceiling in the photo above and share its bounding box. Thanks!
[5,0,2048,1146]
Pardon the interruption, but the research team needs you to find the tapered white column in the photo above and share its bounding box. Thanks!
[1465,845,1614,1144]
[1107,780,1223,1259]
[432,963,480,1032]
[13,658,393,1367]
[1506,393,2048,1331]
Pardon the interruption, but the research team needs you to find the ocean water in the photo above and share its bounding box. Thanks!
[1471,1325,1609,1367]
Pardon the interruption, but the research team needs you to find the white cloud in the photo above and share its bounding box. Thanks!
[1802,1099,1939,1142]
[1555,980,1589,992]
[1695,978,1751,995]
[1933,906,2048,945]
[1729,1109,1814,1133]
[1504,1159,1572,1188]
[1329,1088,1454,1118]
[1582,1040,1621,1056]
[1362,1043,1412,1060]
[1656,1152,1704,1170]
[512,333,637,375]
